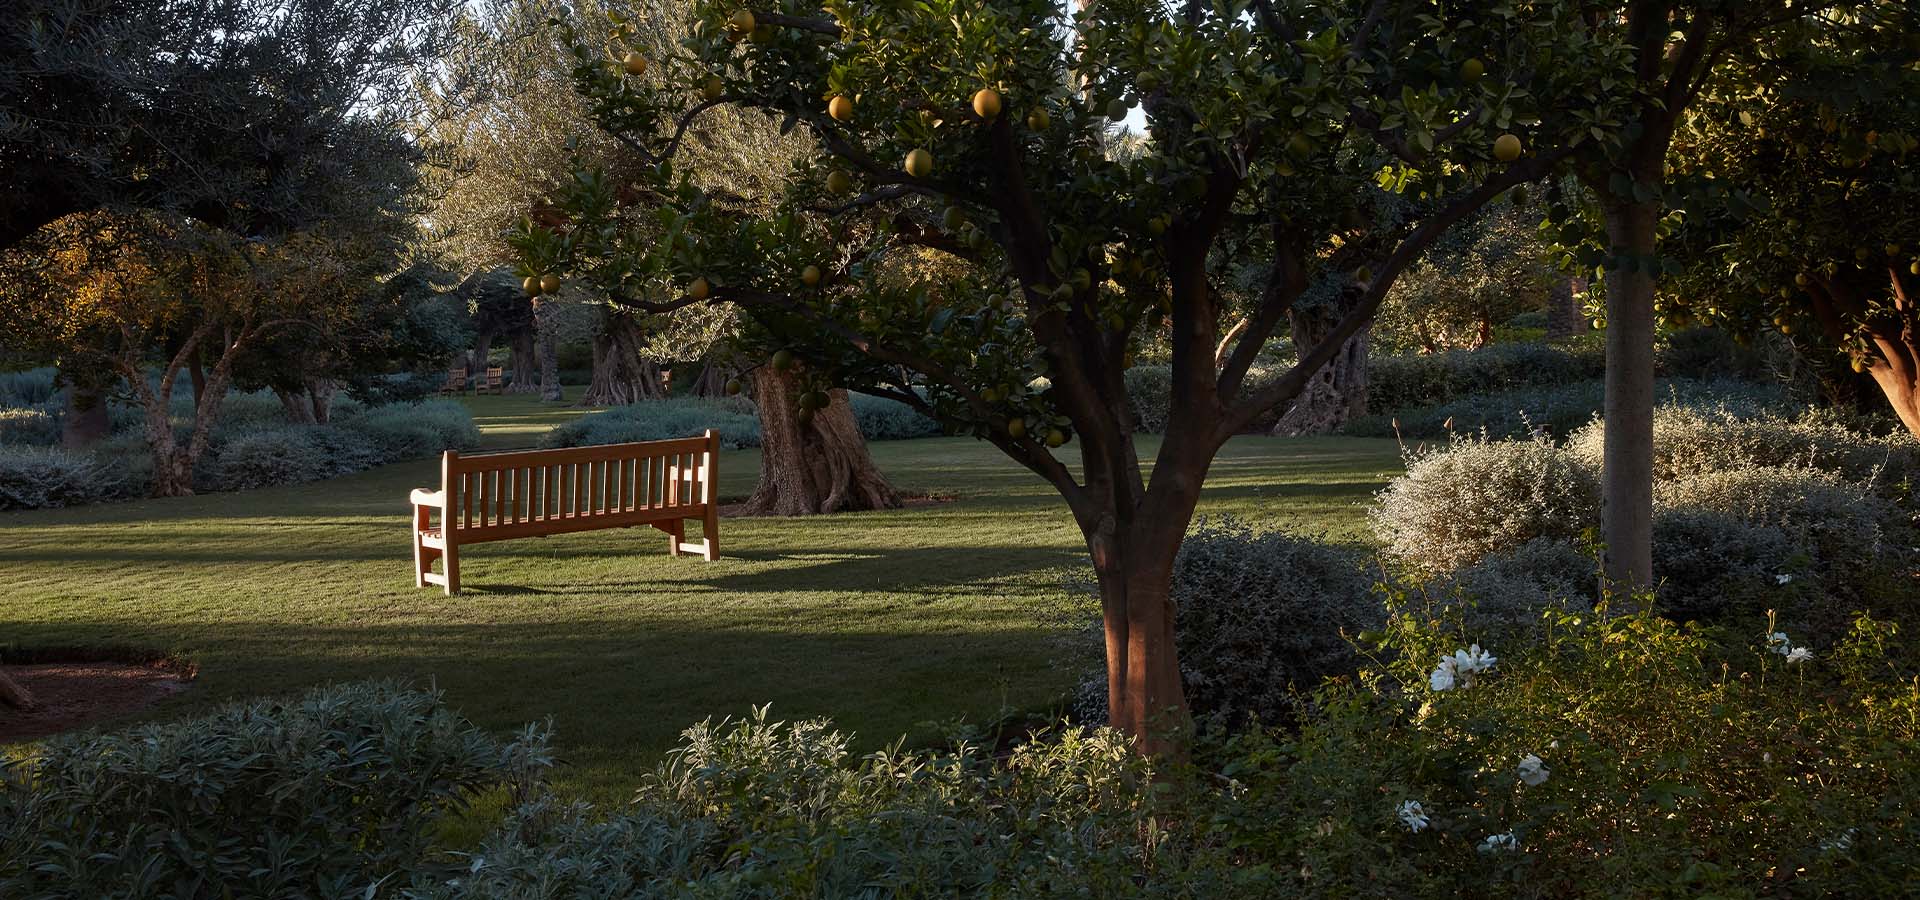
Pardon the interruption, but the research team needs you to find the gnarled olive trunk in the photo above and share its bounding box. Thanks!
[581,310,667,405]
[739,364,899,516]
[507,326,539,394]
[687,360,732,398]
[60,377,111,449]
[532,300,564,402]
[1809,266,1920,439]
[1274,290,1369,435]
[272,378,335,425]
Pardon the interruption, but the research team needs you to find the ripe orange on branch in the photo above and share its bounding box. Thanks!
[971,88,1002,120]
[904,148,933,178]
[1493,133,1523,162]
[828,95,854,122]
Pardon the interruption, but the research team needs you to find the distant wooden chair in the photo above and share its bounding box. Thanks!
[438,367,466,396]
[481,366,505,394]
[408,431,720,595]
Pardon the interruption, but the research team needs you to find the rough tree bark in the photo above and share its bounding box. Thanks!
[60,378,111,449]
[468,328,495,379]
[738,364,900,515]
[687,361,732,398]
[581,310,667,405]
[127,318,265,497]
[1545,276,1588,340]
[532,300,564,402]
[1274,288,1370,435]
[506,326,539,394]
[272,378,336,425]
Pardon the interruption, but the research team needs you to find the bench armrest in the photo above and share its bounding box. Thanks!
[410,488,445,508]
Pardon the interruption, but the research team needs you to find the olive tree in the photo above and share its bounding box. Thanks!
[519,0,1627,752]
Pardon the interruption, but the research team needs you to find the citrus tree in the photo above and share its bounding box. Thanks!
[1663,4,1920,435]
[516,0,1629,751]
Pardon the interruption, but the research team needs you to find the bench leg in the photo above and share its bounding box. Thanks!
[701,507,719,561]
[444,544,460,596]
[665,519,685,557]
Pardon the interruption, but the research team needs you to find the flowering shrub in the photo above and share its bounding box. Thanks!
[1209,603,1920,896]
[1371,434,1599,574]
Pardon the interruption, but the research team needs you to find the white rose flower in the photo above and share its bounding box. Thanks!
[1786,646,1814,664]
[1429,659,1458,691]
[1516,753,1550,787]
[1477,832,1519,853]
[1397,800,1430,833]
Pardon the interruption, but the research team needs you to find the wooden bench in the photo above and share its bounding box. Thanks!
[480,366,504,394]
[409,431,720,594]
[437,367,466,395]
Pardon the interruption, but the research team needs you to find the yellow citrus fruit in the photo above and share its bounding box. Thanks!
[904,148,933,178]
[1045,428,1068,448]
[702,76,724,101]
[724,378,742,395]
[539,273,560,293]
[689,277,711,300]
[800,265,822,287]
[1006,418,1026,439]
[972,88,1001,120]
[1493,133,1523,162]
[1026,107,1050,131]
[1460,57,1485,83]
[771,349,795,371]
[825,170,852,194]
[727,10,755,35]
[622,52,647,76]
[828,95,853,122]
[522,276,539,296]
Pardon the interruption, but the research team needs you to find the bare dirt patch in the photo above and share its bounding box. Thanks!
[0,657,195,743]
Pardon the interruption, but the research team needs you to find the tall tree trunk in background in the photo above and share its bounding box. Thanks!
[469,329,495,378]
[1273,289,1369,435]
[506,326,538,394]
[1546,276,1588,340]
[275,387,317,424]
[60,377,111,449]
[687,361,731,398]
[304,377,335,424]
[739,364,900,515]
[1599,199,1659,588]
[581,310,667,405]
[188,347,208,408]
[533,300,563,402]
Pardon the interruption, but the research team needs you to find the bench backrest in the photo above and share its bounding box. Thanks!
[439,430,718,542]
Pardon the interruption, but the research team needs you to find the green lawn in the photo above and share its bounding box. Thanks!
[0,398,1402,801]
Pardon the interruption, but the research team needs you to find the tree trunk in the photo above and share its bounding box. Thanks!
[0,668,33,711]
[275,387,316,424]
[305,377,335,424]
[738,364,901,515]
[469,328,495,378]
[1092,538,1190,757]
[1274,291,1369,435]
[60,379,111,449]
[188,348,208,408]
[581,310,667,405]
[687,361,732,398]
[506,326,539,394]
[1600,201,1659,588]
[533,300,564,402]
[1546,276,1588,340]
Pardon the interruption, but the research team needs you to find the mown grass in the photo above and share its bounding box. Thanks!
[0,395,1402,802]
